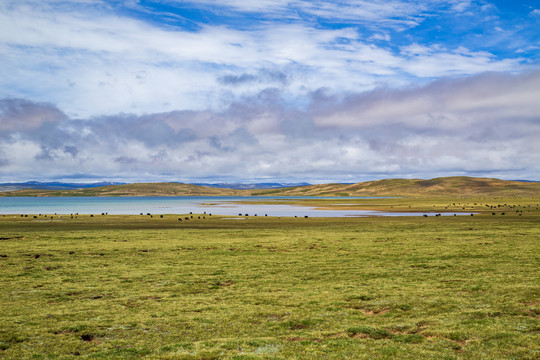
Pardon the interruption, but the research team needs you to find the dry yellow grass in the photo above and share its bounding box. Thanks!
[2,177,539,197]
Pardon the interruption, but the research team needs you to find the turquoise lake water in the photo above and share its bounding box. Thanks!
[0,196,468,217]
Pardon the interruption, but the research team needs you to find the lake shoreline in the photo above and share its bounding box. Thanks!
[0,195,489,217]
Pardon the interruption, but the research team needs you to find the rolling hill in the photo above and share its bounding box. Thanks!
[0,182,244,197]
[0,181,126,192]
[1,177,538,197]
[251,177,540,197]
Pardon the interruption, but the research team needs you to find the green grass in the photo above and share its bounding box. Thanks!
[0,196,539,359]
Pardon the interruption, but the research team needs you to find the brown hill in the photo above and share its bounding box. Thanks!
[2,182,243,197]
[251,177,540,197]
[1,177,539,197]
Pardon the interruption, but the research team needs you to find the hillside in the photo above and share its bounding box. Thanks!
[1,177,539,197]
[1,182,244,197]
[252,177,540,197]
[0,181,308,192]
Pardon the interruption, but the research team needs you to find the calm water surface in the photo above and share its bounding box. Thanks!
[0,196,466,217]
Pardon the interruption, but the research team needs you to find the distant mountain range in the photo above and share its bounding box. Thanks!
[0,181,311,192]
[0,181,127,192]
[192,182,311,190]
[1,177,539,197]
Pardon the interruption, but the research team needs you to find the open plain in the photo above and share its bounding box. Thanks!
[0,195,539,359]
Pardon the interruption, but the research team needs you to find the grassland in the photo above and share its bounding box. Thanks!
[0,195,539,359]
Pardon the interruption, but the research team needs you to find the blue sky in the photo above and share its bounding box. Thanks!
[0,0,539,183]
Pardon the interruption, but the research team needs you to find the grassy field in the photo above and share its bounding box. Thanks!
[0,196,539,359]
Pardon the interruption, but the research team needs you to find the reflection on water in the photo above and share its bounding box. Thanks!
[0,196,474,218]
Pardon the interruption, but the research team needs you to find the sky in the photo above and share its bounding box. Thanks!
[0,0,539,184]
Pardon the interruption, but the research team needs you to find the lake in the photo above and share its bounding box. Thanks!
[0,196,465,217]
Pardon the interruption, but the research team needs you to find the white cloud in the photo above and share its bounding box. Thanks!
[1,69,539,182]
[0,1,537,182]
[449,0,472,12]
[312,70,540,128]
[177,0,426,25]
[371,33,391,42]
[0,0,529,118]
[400,45,522,77]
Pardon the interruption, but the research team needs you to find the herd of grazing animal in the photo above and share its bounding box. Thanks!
[3,201,537,220]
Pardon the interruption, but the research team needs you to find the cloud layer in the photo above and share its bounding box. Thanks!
[0,0,538,182]
[0,0,533,117]
[1,70,539,182]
